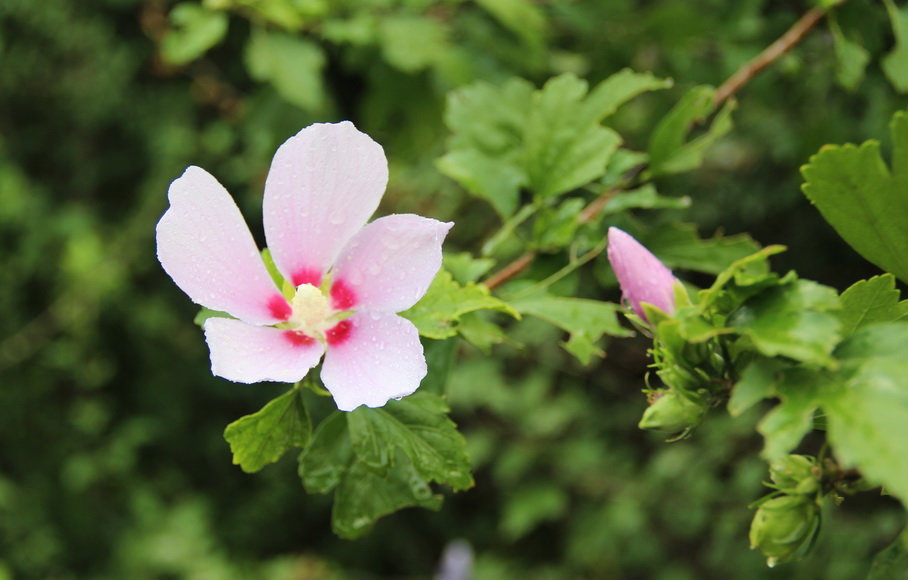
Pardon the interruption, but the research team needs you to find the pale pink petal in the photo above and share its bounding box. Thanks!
[607,227,677,320]
[203,317,324,384]
[156,166,290,325]
[263,121,389,287]
[320,312,426,411]
[330,214,452,313]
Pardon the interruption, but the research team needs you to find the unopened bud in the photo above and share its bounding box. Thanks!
[769,455,820,496]
[607,227,678,322]
[638,389,705,432]
[749,495,821,567]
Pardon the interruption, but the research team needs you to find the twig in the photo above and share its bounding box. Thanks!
[484,250,537,290]
[713,7,827,106]
[511,237,610,299]
[578,186,620,224]
[479,6,828,291]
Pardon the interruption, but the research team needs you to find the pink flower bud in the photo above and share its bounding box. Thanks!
[606,227,677,321]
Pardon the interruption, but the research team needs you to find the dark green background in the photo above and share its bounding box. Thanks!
[0,0,902,577]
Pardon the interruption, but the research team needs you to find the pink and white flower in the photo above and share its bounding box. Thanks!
[606,227,677,321]
[156,121,452,411]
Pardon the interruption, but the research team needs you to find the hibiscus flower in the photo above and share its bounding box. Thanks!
[156,121,452,411]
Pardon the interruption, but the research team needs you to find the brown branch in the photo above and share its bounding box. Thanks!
[483,250,537,290]
[713,7,827,106]
[480,7,827,291]
[578,187,619,224]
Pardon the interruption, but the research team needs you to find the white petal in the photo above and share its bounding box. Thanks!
[156,166,290,325]
[263,121,388,286]
[320,312,426,411]
[331,214,452,313]
[204,317,324,384]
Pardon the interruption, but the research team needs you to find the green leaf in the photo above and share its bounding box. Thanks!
[321,12,377,46]
[883,0,908,93]
[443,77,534,155]
[225,0,324,30]
[378,15,450,73]
[869,527,908,580]
[698,245,787,312]
[400,270,518,339]
[838,274,908,335]
[245,28,326,111]
[161,4,228,66]
[224,388,311,473]
[440,73,639,211]
[758,368,822,462]
[831,19,870,91]
[801,111,908,284]
[729,280,841,366]
[332,452,441,539]
[443,252,496,284]
[298,412,351,494]
[346,392,473,491]
[642,222,761,275]
[532,198,585,250]
[435,149,526,218]
[598,184,691,216]
[421,337,459,394]
[824,322,908,507]
[728,358,784,417]
[511,296,631,364]
[523,74,622,198]
[475,0,547,48]
[647,86,735,176]
[438,78,533,216]
[583,68,673,122]
[457,313,509,352]
[193,307,233,327]
[600,148,647,187]
[501,484,568,540]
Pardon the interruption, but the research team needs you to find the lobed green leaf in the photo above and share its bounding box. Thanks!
[511,296,630,364]
[332,452,442,539]
[378,15,450,73]
[224,387,311,473]
[838,274,908,335]
[347,392,474,491]
[298,411,351,495]
[728,280,841,366]
[801,111,908,284]
[523,74,622,198]
[757,368,822,462]
[161,4,228,66]
[400,270,517,339]
[883,0,908,92]
[647,86,734,176]
[245,28,326,111]
[824,322,908,507]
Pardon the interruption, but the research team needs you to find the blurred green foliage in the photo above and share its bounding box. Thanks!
[1,0,906,577]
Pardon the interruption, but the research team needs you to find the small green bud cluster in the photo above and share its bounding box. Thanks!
[749,455,823,567]
[638,389,705,434]
[769,454,821,496]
